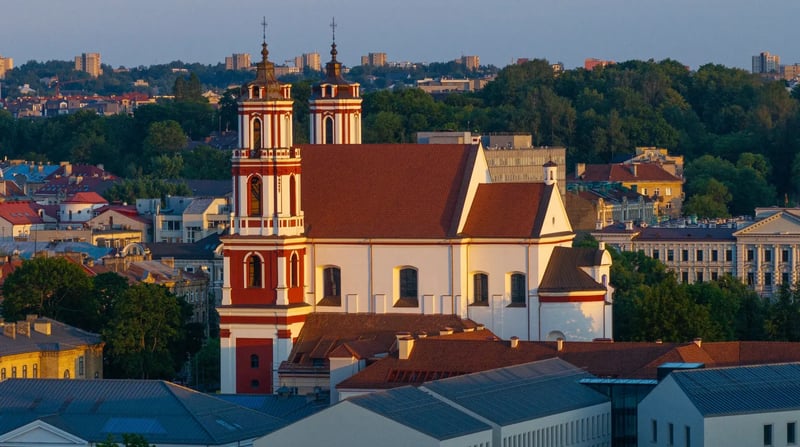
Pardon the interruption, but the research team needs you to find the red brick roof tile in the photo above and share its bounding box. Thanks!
[574,163,681,183]
[461,183,551,237]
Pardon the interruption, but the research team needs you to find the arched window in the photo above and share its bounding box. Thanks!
[1,368,5,380]
[11,367,16,378]
[247,255,262,288]
[323,267,341,298]
[473,273,488,304]
[510,273,526,305]
[289,175,297,216]
[33,364,38,378]
[399,268,418,300]
[22,365,27,378]
[250,354,260,368]
[290,253,299,287]
[324,116,334,144]
[249,176,262,216]
[252,118,262,151]
[64,369,70,379]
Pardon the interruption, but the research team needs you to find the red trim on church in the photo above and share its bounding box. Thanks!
[220,314,308,325]
[538,293,606,303]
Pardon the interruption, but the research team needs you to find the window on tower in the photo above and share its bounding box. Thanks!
[289,175,298,216]
[324,116,334,144]
[290,253,299,288]
[249,176,262,216]
[247,255,262,288]
[252,118,262,152]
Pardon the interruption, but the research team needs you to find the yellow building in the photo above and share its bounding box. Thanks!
[0,317,103,380]
[573,162,684,218]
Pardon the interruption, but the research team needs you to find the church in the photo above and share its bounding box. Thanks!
[218,33,613,394]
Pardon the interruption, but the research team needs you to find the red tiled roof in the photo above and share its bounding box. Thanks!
[538,247,607,294]
[574,163,681,183]
[461,183,551,237]
[63,191,108,204]
[0,202,44,225]
[300,144,478,238]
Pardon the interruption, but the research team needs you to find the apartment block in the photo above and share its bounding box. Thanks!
[752,51,780,74]
[74,52,102,77]
[0,55,13,79]
[361,52,387,67]
[225,53,252,70]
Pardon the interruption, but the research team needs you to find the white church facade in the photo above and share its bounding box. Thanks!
[218,34,613,394]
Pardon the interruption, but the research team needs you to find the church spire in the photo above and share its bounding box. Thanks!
[248,16,281,99]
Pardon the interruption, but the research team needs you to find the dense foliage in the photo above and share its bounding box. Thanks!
[0,259,201,380]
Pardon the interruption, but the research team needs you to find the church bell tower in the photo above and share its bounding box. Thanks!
[219,21,310,395]
[309,18,362,144]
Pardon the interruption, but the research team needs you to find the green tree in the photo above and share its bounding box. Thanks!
[97,434,154,447]
[143,120,187,155]
[181,145,231,179]
[1,257,96,330]
[102,283,186,379]
[102,178,191,203]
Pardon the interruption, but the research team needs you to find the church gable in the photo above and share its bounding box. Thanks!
[734,211,800,237]
[0,420,88,446]
[460,183,548,237]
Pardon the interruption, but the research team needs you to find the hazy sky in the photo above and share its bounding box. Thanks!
[1,0,797,71]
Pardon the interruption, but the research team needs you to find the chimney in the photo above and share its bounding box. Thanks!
[510,336,519,348]
[557,338,564,352]
[476,324,485,331]
[439,326,454,336]
[693,337,702,348]
[395,331,411,342]
[16,321,31,338]
[575,163,586,179]
[34,319,51,336]
[625,221,634,231]
[417,331,428,339]
[398,336,414,360]
[631,163,638,177]
[598,241,605,250]
[3,323,15,339]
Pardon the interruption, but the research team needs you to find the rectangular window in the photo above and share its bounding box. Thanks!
[652,420,658,443]
[696,250,703,261]
[686,426,691,447]
[765,273,773,287]
[747,249,754,262]
[641,187,648,196]
[726,249,733,262]
[682,271,689,283]
[653,249,660,260]
[669,423,674,446]
[666,187,672,196]
[784,249,790,263]
[765,424,773,446]
[789,422,796,444]
[696,271,703,282]
[711,271,719,281]
[765,249,772,263]
[473,273,488,304]
[682,250,689,262]
[668,250,675,262]
[712,250,718,261]
[784,272,791,285]
[747,272,755,286]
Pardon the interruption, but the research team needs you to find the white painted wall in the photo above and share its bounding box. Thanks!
[638,376,703,447]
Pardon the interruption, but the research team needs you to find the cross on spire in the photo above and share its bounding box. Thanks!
[330,17,337,43]
[261,16,267,43]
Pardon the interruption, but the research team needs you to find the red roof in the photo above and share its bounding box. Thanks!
[461,183,551,237]
[300,144,478,238]
[0,202,43,225]
[575,163,681,183]
[63,191,108,204]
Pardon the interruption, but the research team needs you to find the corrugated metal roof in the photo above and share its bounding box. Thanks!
[672,363,800,416]
[422,358,608,426]
[0,379,288,445]
[349,386,491,440]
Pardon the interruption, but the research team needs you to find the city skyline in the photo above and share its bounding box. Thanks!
[1,0,798,71]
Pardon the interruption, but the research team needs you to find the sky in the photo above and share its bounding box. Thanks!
[1,0,798,71]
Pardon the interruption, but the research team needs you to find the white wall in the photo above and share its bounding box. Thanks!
[638,376,703,447]
[501,402,611,447]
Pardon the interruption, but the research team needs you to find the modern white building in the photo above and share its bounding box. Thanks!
[258,358,611,447]
[638,363,800,447]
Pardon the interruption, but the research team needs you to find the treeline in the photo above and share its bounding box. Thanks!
[0,257,217,386]
[611,249,800,342]
[358,60,800,215]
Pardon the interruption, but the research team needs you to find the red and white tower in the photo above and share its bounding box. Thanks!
[309,19,362,144]
[219,31,310,394]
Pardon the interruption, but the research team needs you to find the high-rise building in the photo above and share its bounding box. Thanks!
[361,52,387,67]
[752,51,780,74]
[225,53,252,71]
[302,52,321,71]
[0,55,13,79]
[584,58,614,71]
[459,55,480,71]
[74,52,102,77]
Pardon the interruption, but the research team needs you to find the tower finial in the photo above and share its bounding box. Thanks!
[260,17,269,61]
[329,17,338,61]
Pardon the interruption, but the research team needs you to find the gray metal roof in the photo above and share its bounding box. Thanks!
[349,386,491,440]
[0,317,102,357]
[671,363,800,416]
[422,358,608,426]
[0,379,288,445]
[215,393,328,422]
